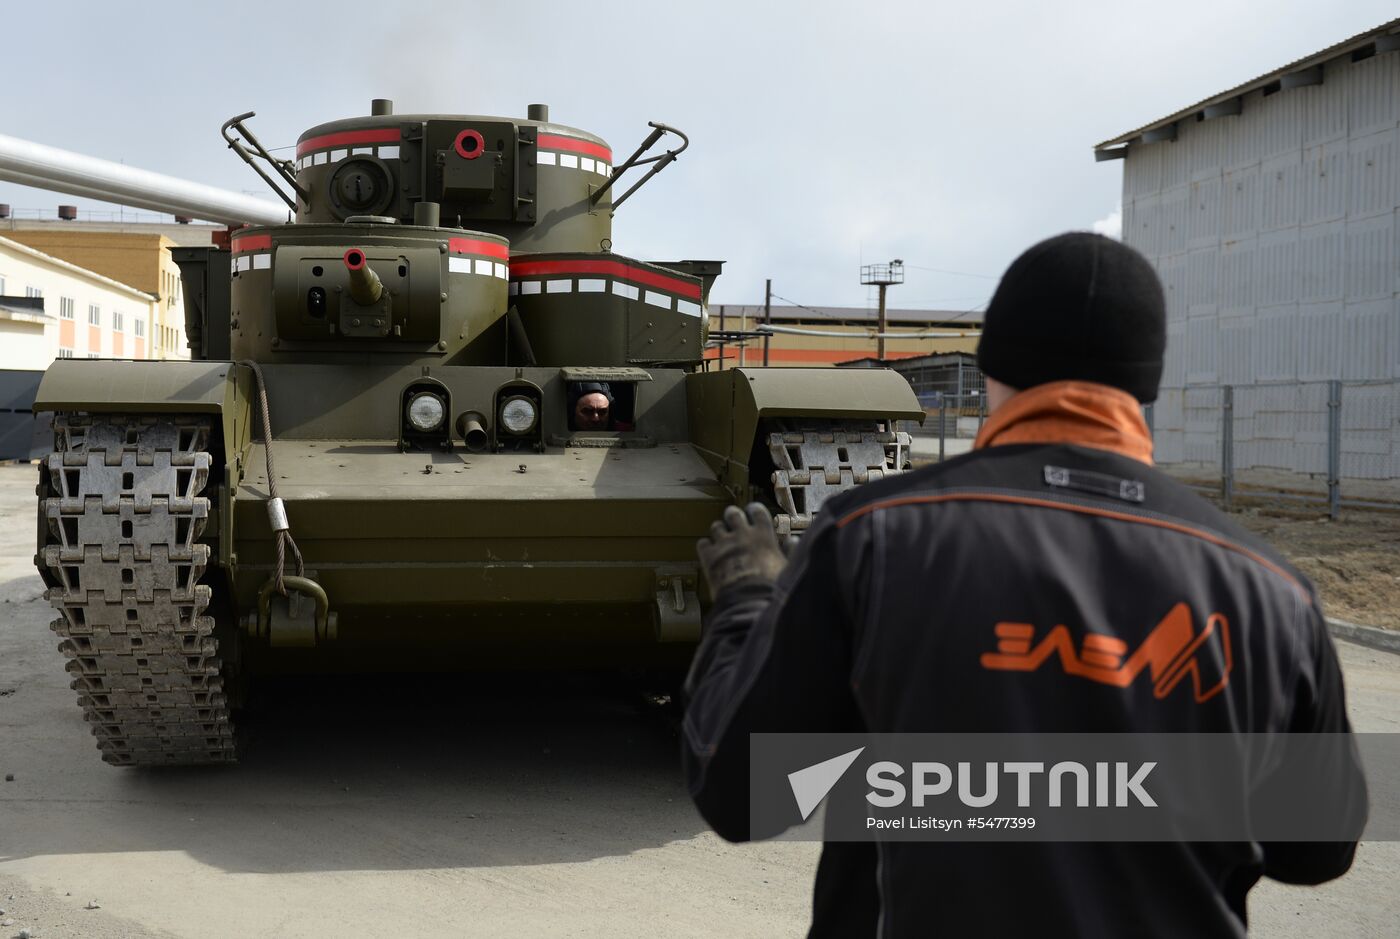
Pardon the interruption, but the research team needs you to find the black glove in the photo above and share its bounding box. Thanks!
[696,502,789,596]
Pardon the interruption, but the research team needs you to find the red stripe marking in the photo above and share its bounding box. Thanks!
[231,234,272,254]
[448,237,509,260]
[510,260,700,299]
[537,133,612,162]
[834,492,1308,600]
[296,127,402,158]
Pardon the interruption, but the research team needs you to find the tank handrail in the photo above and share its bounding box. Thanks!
[220,111,309,212]
[590,121,689,211]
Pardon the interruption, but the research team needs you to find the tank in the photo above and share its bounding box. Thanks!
[29,101,923,765]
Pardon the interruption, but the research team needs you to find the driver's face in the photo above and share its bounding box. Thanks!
[574,392,610,430]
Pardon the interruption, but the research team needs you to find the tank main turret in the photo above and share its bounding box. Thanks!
[290,100,614,256]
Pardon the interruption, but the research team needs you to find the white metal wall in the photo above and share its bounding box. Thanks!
[1123,49,1400,479]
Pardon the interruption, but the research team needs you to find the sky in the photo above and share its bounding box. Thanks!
[2,0,1395,313]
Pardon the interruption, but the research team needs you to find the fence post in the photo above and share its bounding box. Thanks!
[1327,380,1342,521]
[938,398,946,462]
[1221,386,1234,512]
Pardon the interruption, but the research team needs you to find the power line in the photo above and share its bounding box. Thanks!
[902,263,997,279]
[767,292,845,320]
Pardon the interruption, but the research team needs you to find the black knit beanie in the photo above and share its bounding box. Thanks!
[976,232,1166,403]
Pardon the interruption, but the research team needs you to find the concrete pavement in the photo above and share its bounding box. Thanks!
[0,462,1396,937]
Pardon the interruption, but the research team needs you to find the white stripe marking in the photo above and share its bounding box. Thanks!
[521,281,542,295]
[252,253,271,271]
[676,299,701,317]
[537,151,557,166]
[559,153,578,169]
[645,290,673,310]
[449,257,472,274]
[546,279,572,293]
[577,279,606,292]
[612,282,639,300]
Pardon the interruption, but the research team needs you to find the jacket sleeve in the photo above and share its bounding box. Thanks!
[681,513,866,842]
[1259,596,1369,885]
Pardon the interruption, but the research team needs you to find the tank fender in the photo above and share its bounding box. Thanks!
[35,359,254,566]
[686,366,923,498]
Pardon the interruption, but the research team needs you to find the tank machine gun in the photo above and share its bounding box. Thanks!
[28,101,922,765]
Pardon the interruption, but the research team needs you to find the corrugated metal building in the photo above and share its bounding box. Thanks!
[1095,19,1400,480]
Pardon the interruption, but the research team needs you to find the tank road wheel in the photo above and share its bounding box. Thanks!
[38,414,237,766]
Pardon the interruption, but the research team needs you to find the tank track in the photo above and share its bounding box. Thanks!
[768,424,912,535]
[38,414,236,766]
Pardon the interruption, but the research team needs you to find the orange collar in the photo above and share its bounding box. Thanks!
[972,380,1154,465]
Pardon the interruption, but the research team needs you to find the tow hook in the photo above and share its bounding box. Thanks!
[242,575,338,647]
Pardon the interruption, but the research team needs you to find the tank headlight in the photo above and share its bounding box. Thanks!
[499,395,538,435]
[406,392,446,432]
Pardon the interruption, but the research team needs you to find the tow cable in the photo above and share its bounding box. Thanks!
[240,360,304,595]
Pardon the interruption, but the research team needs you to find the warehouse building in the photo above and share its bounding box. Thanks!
[1095,18,1400,480]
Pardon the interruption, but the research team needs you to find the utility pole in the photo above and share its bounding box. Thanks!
[860,259,904,361]
[717,303,726,370]
[763,278,772,367]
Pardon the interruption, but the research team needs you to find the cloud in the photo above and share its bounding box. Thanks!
[1091,202,1123,240]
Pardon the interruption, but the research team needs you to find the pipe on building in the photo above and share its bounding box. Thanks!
[0,132,286,227]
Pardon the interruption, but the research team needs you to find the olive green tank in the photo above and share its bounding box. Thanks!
[32,101,922,765]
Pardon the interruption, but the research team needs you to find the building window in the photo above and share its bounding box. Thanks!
[59,297,75,319]
[57,349,74,359]
[134,318,145,339]
[0,274,6,293]
[88,304,101,326]
[87,353,100,359]
[113,310,124,332]
[26,286,42,298]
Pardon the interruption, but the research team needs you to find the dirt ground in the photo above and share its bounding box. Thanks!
[1227,506,1400,631]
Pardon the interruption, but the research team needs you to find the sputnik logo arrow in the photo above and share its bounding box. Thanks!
[787,747,865,821]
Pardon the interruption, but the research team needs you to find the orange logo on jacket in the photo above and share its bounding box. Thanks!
[980,602,1232,703]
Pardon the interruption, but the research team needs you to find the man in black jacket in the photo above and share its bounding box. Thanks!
[682,233,1367,937]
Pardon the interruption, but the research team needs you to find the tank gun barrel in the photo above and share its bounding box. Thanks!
[0,132,286,226]
[343,248,383,305]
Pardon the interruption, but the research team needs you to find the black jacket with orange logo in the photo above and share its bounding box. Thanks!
[682,382,1367,938]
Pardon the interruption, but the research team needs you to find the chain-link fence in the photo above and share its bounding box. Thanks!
[898,392,988,463]
[1148,379,1400,517]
